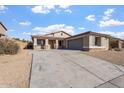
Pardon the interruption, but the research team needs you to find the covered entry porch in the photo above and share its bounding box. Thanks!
[109,38,124,50]
[33,36,64,50]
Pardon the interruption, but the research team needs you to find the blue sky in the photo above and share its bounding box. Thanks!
[0,5,124,40]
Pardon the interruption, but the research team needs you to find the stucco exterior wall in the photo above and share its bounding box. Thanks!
[46,32,70,38]
[89,35,109,51]
[0,24,6,35]
[118,40,123,49]
[82,36,89,48]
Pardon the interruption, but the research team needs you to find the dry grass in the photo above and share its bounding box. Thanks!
[83,49,124,66]
[0,40,32,88]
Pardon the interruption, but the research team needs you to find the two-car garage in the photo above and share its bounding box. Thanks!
[66,35,89,50]
[67,38,84,50]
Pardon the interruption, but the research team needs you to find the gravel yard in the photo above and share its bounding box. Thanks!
[0,41,32,88]
[83,49,124,66]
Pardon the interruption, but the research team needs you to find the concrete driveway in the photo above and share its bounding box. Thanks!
[29,50,124,88]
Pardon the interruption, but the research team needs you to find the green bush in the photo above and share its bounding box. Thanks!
[0,39,20,55]
[0,45,5,54]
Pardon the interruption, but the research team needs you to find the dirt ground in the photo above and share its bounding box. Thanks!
[0,41,32,88]
[83,49,124,66]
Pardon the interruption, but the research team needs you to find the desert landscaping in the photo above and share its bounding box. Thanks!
[0,40,32,88]
[0,40,124,88]
[83,49,124,66]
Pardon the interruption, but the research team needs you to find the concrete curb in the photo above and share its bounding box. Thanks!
[28,53,33,88]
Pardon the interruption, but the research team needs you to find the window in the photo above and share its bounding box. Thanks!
[37,39,45,46]
[95,37,101,46]
[61,33,63,36]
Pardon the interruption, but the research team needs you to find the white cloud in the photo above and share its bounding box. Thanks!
[55,5,72,14]
[99,19,124,27]
[31,5,72,14]
[99,8,124,27]
[102,16,110,21]
[104,8,114,17]
[59,5,72,14]
[102,8,115,21]
[32,24,75,35]
[55,9,61,14]
[31,5,55,14]
[99,31,124,39]
[85,15,96,21]
[59,5,71,9]
[19,21,31,26]
[78,27,85,30]
[0,5,8,13]
[23,32,31,35]
[55,9,72,14]
[8,29,15,32]
[64,9,72,13]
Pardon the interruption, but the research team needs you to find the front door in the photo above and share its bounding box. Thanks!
[49,40,55,49]
[58,40,63,49]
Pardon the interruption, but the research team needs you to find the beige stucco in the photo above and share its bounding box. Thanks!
[46,31,70,38]
[82,36,89,48]
[33,38,37,45]
[118,40,123,49]
[0,23,7,39]
[89,35,109,50]
[0,24,6,35]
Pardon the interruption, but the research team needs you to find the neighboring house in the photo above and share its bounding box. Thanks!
[32,31,124,51]
[0,22,7,38]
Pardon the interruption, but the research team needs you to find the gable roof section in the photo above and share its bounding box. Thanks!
[31,31,72,39]
[66,31,111,39]
[0,22,7,31]
[66,31,124,41]
[45,31,72,36]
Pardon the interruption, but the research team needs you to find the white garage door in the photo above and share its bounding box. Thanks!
[68,38,83,50]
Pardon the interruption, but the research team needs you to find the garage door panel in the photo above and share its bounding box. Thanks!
[68,38,83,50]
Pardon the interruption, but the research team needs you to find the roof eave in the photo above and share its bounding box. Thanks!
[0,22,7,31]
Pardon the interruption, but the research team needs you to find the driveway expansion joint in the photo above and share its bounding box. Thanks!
[95,74,124,88]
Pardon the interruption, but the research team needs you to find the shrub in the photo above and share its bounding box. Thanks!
[24,42,33,49]
[0,39,20,55]
[0,45,5,54]
[109,40,118,49]
[114,48,122,51]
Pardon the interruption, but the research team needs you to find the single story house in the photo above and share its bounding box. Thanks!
[0,22,7,38]
[31,31,124,51]
[32,31,71,50]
